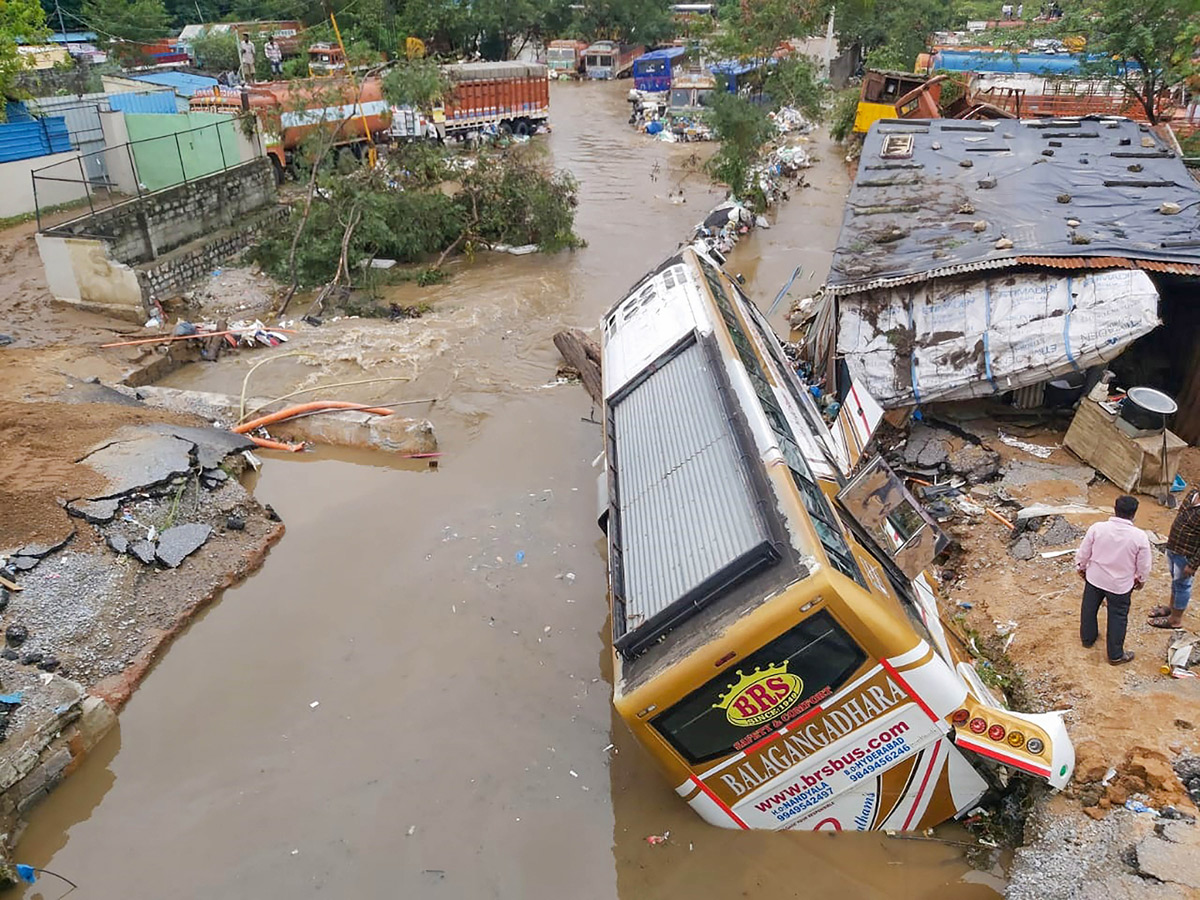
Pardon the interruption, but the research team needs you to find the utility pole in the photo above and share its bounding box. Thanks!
[823,5,835,82]
[53,0,67,44]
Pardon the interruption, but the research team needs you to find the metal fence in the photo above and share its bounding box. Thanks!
[26,90,177,186]
[31,119,243,231]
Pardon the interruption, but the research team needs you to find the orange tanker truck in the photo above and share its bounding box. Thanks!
[190,61,549,178]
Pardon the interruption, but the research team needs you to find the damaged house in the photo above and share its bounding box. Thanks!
[809,116,1200,440]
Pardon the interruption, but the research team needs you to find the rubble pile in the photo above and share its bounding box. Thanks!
[0,419,270,685]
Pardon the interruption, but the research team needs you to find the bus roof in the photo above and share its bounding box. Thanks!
[602,249,816,683]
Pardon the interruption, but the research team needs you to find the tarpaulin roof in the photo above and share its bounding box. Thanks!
[827,117,1200,297]
[929,50,1140,75]
[637,47,687,62]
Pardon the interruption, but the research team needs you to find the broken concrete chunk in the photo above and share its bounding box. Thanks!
[155,523,212,568]
[9,557,38,572]
[106,534,130,555]
[129,540,157,565]
[1010,535,1037,561]
[995,237,1014,250]
[1136,824,1200,889]
[67,498,119,524]
[1161,201,1182,216]
[79,432,194,499]
[146,424,254,470]
[17,531,75,559]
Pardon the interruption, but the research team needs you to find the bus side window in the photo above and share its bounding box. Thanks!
[698,256,867,589]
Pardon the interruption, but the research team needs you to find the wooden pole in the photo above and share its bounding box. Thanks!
[553,329,603,405]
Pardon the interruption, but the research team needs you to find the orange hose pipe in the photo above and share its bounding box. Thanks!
[246,435,306,452]
[233,401,394,434]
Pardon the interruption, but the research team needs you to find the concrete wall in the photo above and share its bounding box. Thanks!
[38,157,279,318]
[0,150,90,219]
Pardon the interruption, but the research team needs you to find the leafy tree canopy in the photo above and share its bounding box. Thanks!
[0,0,48,114]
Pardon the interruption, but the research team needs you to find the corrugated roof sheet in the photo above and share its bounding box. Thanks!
[611,337,777,655]
[129,72,220,97]
[0,117,72,162]
[828,117,1200,296]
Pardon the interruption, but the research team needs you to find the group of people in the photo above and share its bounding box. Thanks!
[1074,491,1200,665]
[239,35,285,82]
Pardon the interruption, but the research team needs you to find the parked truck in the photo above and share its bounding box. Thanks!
[583,41,644,79]
[190,61,550,177]
[546,39,588,77]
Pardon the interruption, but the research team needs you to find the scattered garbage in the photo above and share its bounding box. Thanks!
[997,430,1057,459]
[646,831,670,845]
[1125,798,1157,815]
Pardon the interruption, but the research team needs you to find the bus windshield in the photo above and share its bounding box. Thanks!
[652,610,867,763]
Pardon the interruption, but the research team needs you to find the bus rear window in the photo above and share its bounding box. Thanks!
[651,610,868,764]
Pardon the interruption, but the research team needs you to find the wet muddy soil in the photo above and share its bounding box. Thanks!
[11,82,1003,898]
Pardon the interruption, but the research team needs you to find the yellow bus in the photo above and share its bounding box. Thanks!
[598,246,1074,831]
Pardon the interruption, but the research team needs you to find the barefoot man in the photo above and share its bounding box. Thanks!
[1076,495,1151,666]
[1149,489,1200,629]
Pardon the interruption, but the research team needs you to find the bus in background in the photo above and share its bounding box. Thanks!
[583,41,644,80]
[598,246,1074,831]
[546,39,588,77]
[632,47,687,93]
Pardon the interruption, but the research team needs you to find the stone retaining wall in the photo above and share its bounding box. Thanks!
[36,158,281,320]
[138,205,288,310]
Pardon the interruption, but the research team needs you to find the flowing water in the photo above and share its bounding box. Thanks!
[14,82,1005,899]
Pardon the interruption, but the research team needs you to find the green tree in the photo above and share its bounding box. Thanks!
[705,89,776,200]
[82,0,170,48]
[1068,0,1199,124]
[0,0,48,114]
[572,0,673,46]
[763,57,824,119]
[189,29,239,72]
[381,56,450,106]
[830,0,956,71]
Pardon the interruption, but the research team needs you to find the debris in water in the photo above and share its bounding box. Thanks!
[646,832,670,845]
[515,550,525,563]
[309,700,320,709]
[407,825,416,836]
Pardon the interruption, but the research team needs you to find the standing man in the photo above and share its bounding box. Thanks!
[1076,495,1151,665]
[239,35,257,83]
[1149,489,1200,629]
[265,36,283,77]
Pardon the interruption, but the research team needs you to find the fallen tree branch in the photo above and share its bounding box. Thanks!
[553,328,603,405]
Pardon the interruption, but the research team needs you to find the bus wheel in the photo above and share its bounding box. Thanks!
[270,156,284,185]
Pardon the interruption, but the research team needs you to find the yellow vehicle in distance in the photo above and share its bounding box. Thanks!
[597,246,1073,831]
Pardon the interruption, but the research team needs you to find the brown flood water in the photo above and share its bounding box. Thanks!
[15,82,1005,899]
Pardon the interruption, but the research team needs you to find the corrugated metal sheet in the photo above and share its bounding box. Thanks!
[0,117,72,163]
[29,95,108,184]
[129,72,220,97]
[1016,255,1134,269]
[109,91,178,114]
[612,338,774,653]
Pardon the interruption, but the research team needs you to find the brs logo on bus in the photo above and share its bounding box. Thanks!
[714,663,803,727]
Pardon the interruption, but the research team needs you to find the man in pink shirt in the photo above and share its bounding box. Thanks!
[1075,495,1151,665]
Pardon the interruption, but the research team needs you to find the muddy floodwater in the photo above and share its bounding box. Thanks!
[16,82,1005,898]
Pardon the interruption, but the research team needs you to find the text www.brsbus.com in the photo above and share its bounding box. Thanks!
[752,722,912,817]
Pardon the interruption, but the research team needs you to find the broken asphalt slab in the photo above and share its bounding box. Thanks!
[145,424,254,470]
[66,498,119,525]
[154,523,211,568]
[15,532,75,560]
[1136,822,1200,891]
[78,431,194,500]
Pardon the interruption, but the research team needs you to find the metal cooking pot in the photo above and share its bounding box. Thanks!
[1120,386,1178,432]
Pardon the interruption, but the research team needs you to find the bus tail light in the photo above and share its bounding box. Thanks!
[950,709,970,726]
[987,724,1006,742]
[1007,731,1026,749]
[968,717,987,734]
[1026,738,1045,755]
[637,704,657,719]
